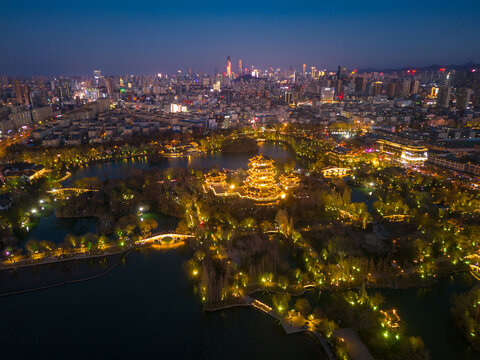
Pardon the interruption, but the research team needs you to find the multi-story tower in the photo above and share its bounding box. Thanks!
[106,77,114,96]
[337,65,347,80]
[410,80,419,94]
[238,59,243,75]
[302,63,306,74]
[243,155,282,202]
[387,81,396,98]
[372,83,382,96]
[226,56,231,78]
[437,85,451,108]
[456,88,472,110]
[355,77,367,94]
[14,80,24,105]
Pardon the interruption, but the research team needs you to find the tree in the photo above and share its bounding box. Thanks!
[25,239,40,254]
[278,275,289,290]
[275,208,291,235]
[139,218,158,235]
[273,293,290,315]
[295,298,311,317]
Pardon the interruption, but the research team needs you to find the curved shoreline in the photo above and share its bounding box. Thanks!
[0,249,132,297]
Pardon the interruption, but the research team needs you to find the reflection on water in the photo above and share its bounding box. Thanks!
[65,143,294,185]
[7,143,478,359]
[0,251,324,360]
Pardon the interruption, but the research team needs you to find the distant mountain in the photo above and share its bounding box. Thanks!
[232,74,267,82]
[358,62,479,73]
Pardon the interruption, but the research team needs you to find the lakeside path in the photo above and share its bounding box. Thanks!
[206,296,336,360]
[0,233,192,271]
[0,249,132,297]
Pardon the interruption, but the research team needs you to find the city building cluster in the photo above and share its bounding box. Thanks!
[1,58,480,177]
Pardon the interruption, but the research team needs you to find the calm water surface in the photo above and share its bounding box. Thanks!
[0,250,324,360]
[4,143,478,359]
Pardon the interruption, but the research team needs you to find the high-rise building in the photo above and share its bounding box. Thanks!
[14,80,24,105]
[410,80,419,94]
[372,83,382,96]
[302,64,306,74]
[238,59,242,75]
[320,87,335,102]
[337,66,347,80]
[436,85,451,108]
[23,84,31,106]
[106,77,114,96]
[387,81,396,98]
[456,88,472,110]
[395,79,410,97]
[226,56,231,78]
[355,77,367,94]
[311,66,316,79]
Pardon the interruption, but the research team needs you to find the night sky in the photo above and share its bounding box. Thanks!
[1,0,479,75]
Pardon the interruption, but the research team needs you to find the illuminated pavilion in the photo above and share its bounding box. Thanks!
[242,155,283,203]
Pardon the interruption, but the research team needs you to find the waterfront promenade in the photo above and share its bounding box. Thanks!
[0,232,192,270]
[207,296,336,360]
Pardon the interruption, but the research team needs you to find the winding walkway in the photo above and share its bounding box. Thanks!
[208,296,335,360]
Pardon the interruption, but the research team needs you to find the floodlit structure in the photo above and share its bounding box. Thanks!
[243,155,283,203]
[322,167,351,178]
[380,309,401,329]
[376,139,428,165]
[203,155,296,204]
[279,172,301,189]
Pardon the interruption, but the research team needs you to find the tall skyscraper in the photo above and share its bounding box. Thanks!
[456,88,472,110]
[311,67,316,79]
[372,83,382,96]
[337,66,347,80]
[436,85,451,108]
[226,56,231,78]
[355,77,367,94]
[238,59,243,75]
[14,80,24,105]
[395,79,410,97]
[106,77,114,96]
[410,80,419,94]
[387,81,396,98]
[302,64,306,74]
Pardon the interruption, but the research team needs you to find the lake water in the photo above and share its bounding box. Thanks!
[3,142,477,359]
[0,250,324,359]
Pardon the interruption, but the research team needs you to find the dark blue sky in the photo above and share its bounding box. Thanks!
[1,0,479,75]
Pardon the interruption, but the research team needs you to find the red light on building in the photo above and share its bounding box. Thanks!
[339,92,344,100]
[440,67,446,72]
[407,70,411,73]
[412,70,416,74]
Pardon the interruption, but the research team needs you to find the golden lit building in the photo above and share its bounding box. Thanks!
[243,155,283,203]
[279,172,301,189]
[322,167,351,178]
[376,139,428,164]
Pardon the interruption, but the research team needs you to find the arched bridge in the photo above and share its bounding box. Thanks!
[48,188,100,195]
[135,233,194,246]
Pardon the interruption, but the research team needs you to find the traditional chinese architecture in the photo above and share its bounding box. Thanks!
[279,172,301,190]
[243,155,283,203]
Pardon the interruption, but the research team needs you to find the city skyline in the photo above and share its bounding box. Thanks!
[1,0,480,75]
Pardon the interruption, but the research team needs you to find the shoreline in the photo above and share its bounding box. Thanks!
[0,249,132,297]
